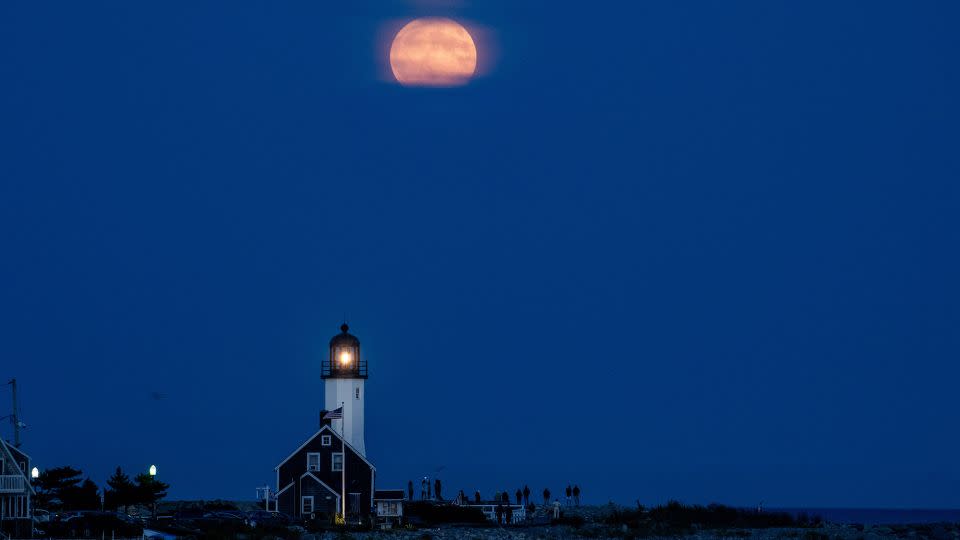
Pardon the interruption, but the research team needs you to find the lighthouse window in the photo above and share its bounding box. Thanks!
[332,452,344,472]
[306,453,321,471]
[355,388,360,399]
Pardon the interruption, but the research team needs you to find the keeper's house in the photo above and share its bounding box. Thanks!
[274,324,404,525]
[274,422,374,521]
[0,437,34,538]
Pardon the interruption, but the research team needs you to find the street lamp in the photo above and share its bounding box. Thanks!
[31,467,39,479]
[148,465,158,520]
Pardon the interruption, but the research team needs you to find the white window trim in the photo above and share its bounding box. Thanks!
[321,435,332,446]
[306,452,321,471]
[301,496,314,514]
[332,452,344,472]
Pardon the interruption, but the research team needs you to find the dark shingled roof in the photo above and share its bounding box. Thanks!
[374,489,405,500]
[329,323,360,348]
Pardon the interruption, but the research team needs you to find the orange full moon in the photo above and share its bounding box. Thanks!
[389,18,477,87]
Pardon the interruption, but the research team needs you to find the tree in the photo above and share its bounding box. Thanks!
[104,467,136,512]
[134,472,169,511]
[62,479,101,511]
[33,466,83,510]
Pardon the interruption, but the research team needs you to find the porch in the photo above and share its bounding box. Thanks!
[0,476,25,494]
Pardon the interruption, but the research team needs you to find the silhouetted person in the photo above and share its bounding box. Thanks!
[553,500,561,519]
[565,484,572,506]
[501,491,509,504]
[573,485,581,506]
[543,488,551,505]
[475,489,482,504]
[434,478,442,500]
[506,504,513,525]
[421,477,428,500]
[515,489,522,505]
[523,485,530,505]
[427,478,432,499]
[495,504,503,525]
[408,480,413,500]
[458,489,466,505]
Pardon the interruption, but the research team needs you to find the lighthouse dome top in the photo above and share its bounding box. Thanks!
[324,323,367,379]
[329,323,360,348]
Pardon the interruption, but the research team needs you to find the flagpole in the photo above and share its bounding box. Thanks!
[341,400,346,521]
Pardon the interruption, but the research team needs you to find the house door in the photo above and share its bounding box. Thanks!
[348,493,361,515]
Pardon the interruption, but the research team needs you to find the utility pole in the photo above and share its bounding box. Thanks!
[8,378,22,447]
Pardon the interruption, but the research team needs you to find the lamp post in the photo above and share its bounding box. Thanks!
[148,465,158,520]
[31,466,40,514]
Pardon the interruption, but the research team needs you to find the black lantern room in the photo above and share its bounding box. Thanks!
[322,323,367,379]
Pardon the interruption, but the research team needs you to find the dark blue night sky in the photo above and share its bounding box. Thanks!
[1,1,958,507]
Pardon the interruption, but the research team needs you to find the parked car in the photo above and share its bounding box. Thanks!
[190,510,250,528]
[212,510,248,522]
[245,510,293,528]
[33,508,52,523]
[46,511,144,538]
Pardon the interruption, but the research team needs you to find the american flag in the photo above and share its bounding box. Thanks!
[323,407,343,420]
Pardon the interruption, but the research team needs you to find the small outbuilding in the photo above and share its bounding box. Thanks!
[373,489,405,528]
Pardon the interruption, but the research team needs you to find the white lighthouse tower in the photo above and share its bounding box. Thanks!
[323,323,367,457]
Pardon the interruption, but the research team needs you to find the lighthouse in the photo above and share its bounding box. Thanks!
[322,323,367,457]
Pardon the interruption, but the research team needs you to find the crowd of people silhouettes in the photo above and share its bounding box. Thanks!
[407,478,583,525]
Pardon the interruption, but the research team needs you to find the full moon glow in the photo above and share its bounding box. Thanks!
[389,18,477,87]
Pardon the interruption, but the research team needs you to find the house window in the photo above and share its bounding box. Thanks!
[378,501,400,516]
[332,452,343,472]
[355,387,360,399]
[301,496,314,514]
[321,435,332,446]
[306,453,321,471]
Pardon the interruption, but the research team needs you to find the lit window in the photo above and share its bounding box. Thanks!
[332,452,344,472]
[307,453,321,471]
[321,435,332,447]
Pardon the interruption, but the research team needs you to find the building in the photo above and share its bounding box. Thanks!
[0,437,34,538]
[373,489,405,528]
[275,324,399,523]
[274,422,375,521]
